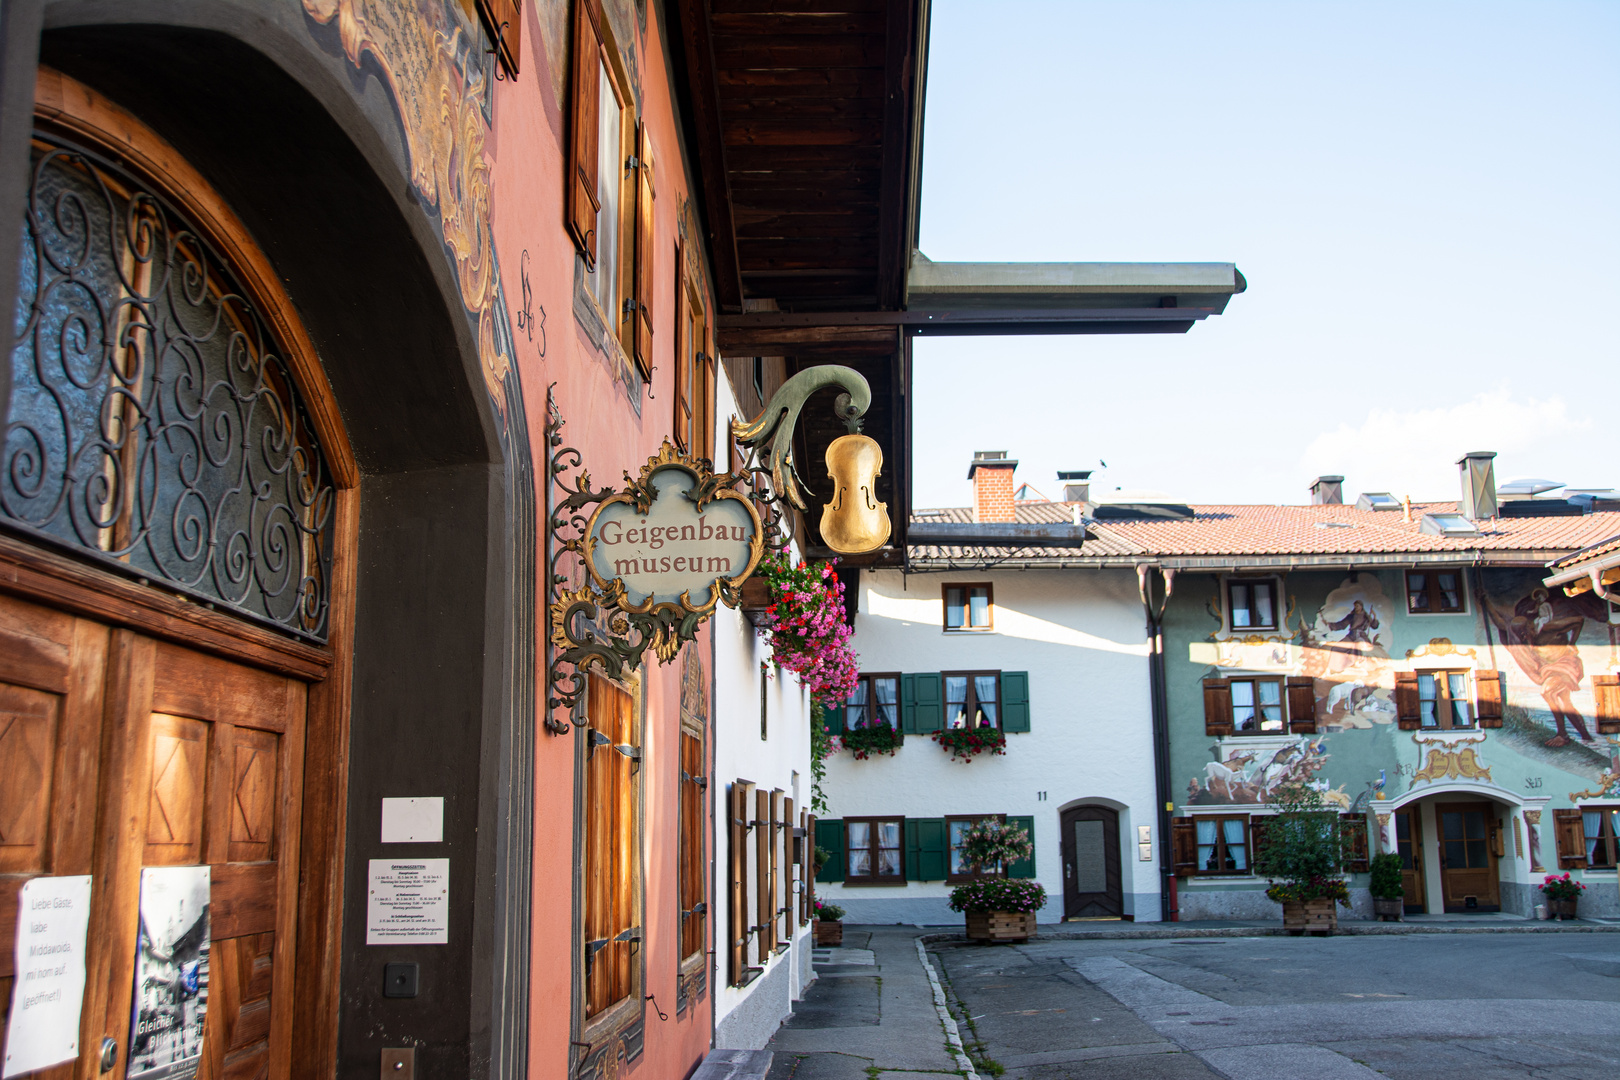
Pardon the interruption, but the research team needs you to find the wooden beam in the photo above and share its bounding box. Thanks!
[677,0,744,309]
[875,0,918,309]
[718,323,899,356]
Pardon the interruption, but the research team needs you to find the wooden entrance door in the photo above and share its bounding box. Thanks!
[0,591,307,1078]
[1061,806,1122,919]
[1437,801,1500,912]
[1394,809,1426,913]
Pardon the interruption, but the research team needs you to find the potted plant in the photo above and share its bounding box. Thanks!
[948,820,1043,942]
[812,898,844,945]
[842,718,902,758]
[1539,873,1586,920]
[1369,852,1404,921]
[1254,784,1354,936]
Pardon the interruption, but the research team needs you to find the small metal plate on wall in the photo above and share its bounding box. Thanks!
[381,1048,415,1080]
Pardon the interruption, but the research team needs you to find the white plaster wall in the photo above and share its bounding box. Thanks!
[819,568,1164,923]
[709,367,814,1047]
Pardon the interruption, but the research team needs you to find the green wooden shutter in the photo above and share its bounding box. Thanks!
[1006,815,1036,877]
[912,673,943,733]
[822,701,844,735]
[901,674,918,734]
[1001,671,1031,732]
[816,818,845,883]
[905,818,948,882]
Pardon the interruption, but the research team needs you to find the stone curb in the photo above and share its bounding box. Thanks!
[915,920,1620,946]
[914,937,978,1080]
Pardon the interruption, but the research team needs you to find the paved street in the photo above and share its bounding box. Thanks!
[930,931,1620,1080]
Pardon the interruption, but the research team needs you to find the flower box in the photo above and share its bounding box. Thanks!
[965,910,1036,943]
[1282,898,1337,936]
[739,576,773,628]
[813,919,843,946]
[1550,898,1579,921]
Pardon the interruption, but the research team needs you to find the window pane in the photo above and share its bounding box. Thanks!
[846,680,868,728]
[1407,573,1427,612]
[1222,818,1248,871]
[1230,583,1251,627]
[594,65,621,319]
[1448,673,1470,727]
[974,675,999,727]
[1437,572,1461,610]
[874,677,899,727]
[1253,582,1275,627]
[969,586,991,628]
[1231,680,1256,731]
[945,587,965,628]
[848,821,870,852]
[949,820,971,875]
[1196,818,1217,872]
[877,847,901,876]
[1258,680,1283,732]
[1586,811,1602,863]
[1418,674,1438,728]
[946,676,969,728]
[876,821,901,848]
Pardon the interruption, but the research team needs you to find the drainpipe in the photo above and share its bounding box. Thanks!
[1138,565,1176,922]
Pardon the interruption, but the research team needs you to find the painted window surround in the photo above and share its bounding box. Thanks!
[1218,574,1285,636]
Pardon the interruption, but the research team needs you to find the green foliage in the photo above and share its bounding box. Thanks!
[809,700,831,815]
[1539,873,1587,901]
[841,720,903,759]
[1252,783,1353,906]
[1368,852,1404,900]
[932,725,1006,762]
[958,819,1032,875]
[813,898,845,921]
[948,878,1047,914]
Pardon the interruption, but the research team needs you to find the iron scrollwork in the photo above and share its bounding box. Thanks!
[2,131,335,641]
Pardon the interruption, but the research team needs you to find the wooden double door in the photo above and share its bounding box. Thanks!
[1061,805,1123,919]
[0,591,307,1078]
[1437,801,1500,912]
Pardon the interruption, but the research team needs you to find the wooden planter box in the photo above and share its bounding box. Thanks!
[1282,898,1337,936]
[1550,898,1579,921]
[1372,898,1403,922]
[739,576,773,628]
[813,919,843,946]
[965,910,1037,943]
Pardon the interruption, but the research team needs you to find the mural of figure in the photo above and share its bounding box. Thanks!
[1326,599,1380,673]
[1484,586,1599,746]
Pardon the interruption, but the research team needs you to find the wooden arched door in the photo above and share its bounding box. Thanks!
[0,71,356,1079]
[1060,805,1123,919]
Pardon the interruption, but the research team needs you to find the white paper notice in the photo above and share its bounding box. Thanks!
[380,797,444,843]
[367,859,450,944]
[4,875,92,1079]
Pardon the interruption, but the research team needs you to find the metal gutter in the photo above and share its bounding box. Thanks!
[1136,566,1177,924]
[903,549,1586,572]
[1544,549,1620,588]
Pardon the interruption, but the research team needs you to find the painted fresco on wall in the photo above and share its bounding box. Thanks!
[1303,574,1398,727]
[1186,736,1351,808]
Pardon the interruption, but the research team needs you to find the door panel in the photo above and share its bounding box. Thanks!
[1395,809,1425,913]
[1438,802,1500,912]
[1061,806,1123,919]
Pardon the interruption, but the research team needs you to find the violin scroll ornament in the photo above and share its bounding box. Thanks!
[821,434,891,555]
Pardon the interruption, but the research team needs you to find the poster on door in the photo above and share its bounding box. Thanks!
[126,866,211,1080]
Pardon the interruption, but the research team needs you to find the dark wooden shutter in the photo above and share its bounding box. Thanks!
[1340,813,1369,872]
[1248,816,1271,872]
[1595,674,1620,735]
[905,818,948,881]
[1000,671,1031,732]
[698,347,716,463]
[1202,677,1232,737]
[799,809,812,925]
[632,120,655,379]
[1286,676,1317,734]
[781,794,794,943]
[1395,671,1421,730]
[755,788,772,961]
[729,780,753,985]
[475,0,521,77]
[672,239,690,451]
[1554,808,1588,869]
[1474,670,1503,728]
[566,0,603,262]
[1171,817,1198,875]
[1006,815,1036,878]
[815,817,844,883]
[903,672,943,733]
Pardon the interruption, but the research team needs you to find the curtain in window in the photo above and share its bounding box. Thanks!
[1254,583,1274,626]
[1222,818,1248,871]
[1256,680,1282,731]
[1447,673,1470,727]
[846,680,869,728]
[1230,583,1251,627]
[874,677,899,727]
[974,675,998,727]
[1585,811,1602,862]
[593,64,621,318]
[1407,573,1427,610]
[945,676,968,728]
[1196,819,1217,871]
[945,587,965,629]
[1418,674,1438,728]
[1437,572,1461,608]
[875,821,901,876]
[848,822,872,877]
[969,587,990,627]
[1231,681,1255,730]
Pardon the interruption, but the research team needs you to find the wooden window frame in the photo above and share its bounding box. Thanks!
[844,816,905,886]
[943,670,1001,730]
[1405,569,1466,614]
[946,813,1007,883]
[1583,807,1620,870]
[1229,675,1286,734]
[844,672,901,731]
[1417,668,1473,730]
[943,582,994,632]
[1226,577,1279,632]
[1192,814,1252,877]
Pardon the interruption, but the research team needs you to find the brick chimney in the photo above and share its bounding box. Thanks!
[1310,475,1344,505]
[969,451,1017,523]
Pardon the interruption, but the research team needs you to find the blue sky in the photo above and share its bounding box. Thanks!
[911,0,1619,510]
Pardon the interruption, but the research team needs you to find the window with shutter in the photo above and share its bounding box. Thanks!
[677,730,706,966]
[1287,676,1317,734]
[1394,671,1421,730]
[1553,808,1588,870]
[1001,671,1031,732]
[902,672,943,734]
[1202,677,1233,737]
[903,818,949,881]
[1474,670,1503,728]
[1248,816,1272,870]
[942,815,1001,881]
[631,121,655,379]
[1171,817,1197,875]
[843,673,901,731]
[475,0,522,78]
[845,818,904,884]
[1192,815,1251,875]
[672,240,692,451]
[756,789,774,960]
[1584,808,1620,868]
[943,671,1002,730]
[1595,674,1620,735]
[567,0,603,261]
[815,817,844,883]
[583,675,640,1019]
[1006,815,1036,878]
[729,780,755,986]
[1341,813,1370,872]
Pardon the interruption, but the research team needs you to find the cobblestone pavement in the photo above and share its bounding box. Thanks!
[929,931,1620,1079]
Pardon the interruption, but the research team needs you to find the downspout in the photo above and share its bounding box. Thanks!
[1138,564,1176,922]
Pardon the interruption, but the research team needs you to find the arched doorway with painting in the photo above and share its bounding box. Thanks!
[1060,803,1124,919]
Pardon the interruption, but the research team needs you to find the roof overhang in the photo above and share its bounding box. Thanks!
[1544,548,1620,596]
[907,521,1089,547]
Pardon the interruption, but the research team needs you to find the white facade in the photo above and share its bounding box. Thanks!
[709,368,815,1049]
[818,567,1165,923]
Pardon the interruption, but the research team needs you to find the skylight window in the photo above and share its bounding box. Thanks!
[1420,513,1480,537]
[1357,492,1401,511]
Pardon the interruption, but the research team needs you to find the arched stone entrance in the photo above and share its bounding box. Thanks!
[1383,782,1533,916]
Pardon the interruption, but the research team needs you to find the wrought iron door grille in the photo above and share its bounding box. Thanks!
[3,131,335,641]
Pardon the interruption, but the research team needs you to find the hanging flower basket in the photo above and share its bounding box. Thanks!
[752,548,858,703]
[932,726,1006,762]
[841,721,902,759]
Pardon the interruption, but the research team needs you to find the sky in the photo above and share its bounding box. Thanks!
[910,0,1620,511]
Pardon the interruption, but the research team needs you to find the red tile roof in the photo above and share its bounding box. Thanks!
[1548,531,1620,570]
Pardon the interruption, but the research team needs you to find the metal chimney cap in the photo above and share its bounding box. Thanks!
[1456,451,1498,463]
